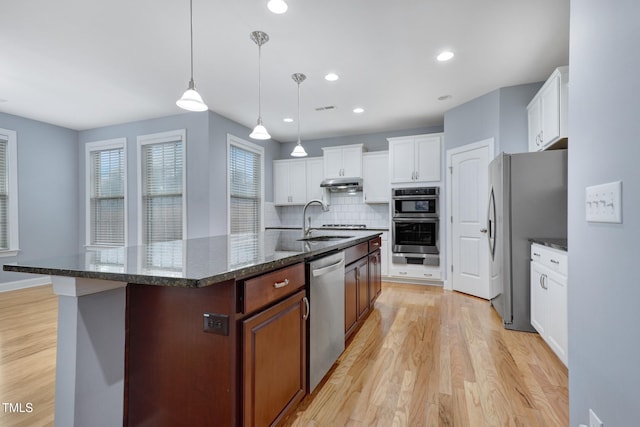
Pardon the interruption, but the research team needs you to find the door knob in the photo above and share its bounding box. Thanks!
[480,228,488,233]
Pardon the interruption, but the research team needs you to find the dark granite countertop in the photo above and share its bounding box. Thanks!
[529,238,568,252]
[3,230,381,288]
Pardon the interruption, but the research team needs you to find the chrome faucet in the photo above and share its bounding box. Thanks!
[302,199,329,238]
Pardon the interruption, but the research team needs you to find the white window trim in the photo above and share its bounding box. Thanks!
[0,128,19,257]
[137,129,187,245]
[85,138,128,248]
[227,134,265,234]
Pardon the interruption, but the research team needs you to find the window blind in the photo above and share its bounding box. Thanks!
[90,147,125,246]
[0,140,7,249]
[229,144,261,234]
[142,140,183,243]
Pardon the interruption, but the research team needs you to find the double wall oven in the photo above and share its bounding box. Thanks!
[391,187,440,266]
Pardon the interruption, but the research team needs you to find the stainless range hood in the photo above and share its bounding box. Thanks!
[320,177,363,193]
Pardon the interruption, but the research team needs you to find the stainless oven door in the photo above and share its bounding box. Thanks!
[392,218,439,254]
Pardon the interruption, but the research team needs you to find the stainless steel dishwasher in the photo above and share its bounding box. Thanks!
[308,251,345,392]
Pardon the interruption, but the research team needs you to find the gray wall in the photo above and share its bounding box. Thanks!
[277,125,443,159]
[568,1,640,425]
[444,83,542,155]
[0,112,79,283]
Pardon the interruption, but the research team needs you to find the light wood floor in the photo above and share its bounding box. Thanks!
[284,282,568,427]
[0,285,57,427]
[0,283,568,427]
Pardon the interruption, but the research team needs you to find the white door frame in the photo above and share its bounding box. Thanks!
[445,138,495,291]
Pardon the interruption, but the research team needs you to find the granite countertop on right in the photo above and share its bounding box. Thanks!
[529,238,568,252]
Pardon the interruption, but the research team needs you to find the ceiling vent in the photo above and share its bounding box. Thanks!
[315,105,336,111]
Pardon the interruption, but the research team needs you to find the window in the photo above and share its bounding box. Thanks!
[86,139,126,247]
[227,135,264,235]
[0,128,18,257]
[138,130,186,245]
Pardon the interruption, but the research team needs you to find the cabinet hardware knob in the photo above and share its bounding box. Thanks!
[399,271,407,275]
[274,278,289,289]
[533,252,540,257]
[480,228,488,233]
[550,259,560,264]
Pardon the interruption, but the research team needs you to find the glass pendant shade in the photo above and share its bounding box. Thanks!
[290,73,308,157]
[176,0,208,112]
[267,0,288,14]
[250,119,271,140]
[176,80,208,112]
[290,141,307,157]
[250,31,271,140]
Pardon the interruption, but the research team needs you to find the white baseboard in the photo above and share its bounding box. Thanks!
[0,276,52,293]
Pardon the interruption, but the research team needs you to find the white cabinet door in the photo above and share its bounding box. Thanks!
[341,145,363,177]
[323,149,344,178]
[363,152,389,203]
[530,243,568,367]
[389,134,442,184]
[530,260,546,335]
[380,232,389,277]
[289,160,307,204]
[546,269,568,365]
[527,66,568,152]
[273,161,291,206]
[305,158,325,202]
[540,74,561,148]
[415,135,441,182]
[322,145,364,178]
[389,138,415,184]
[527,99,542,152]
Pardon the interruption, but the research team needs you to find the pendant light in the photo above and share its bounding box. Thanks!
[249,31,271,140]
[176,0,208,112]
[290,73,308,157]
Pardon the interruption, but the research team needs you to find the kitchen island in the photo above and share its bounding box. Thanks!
[4,229,382,427]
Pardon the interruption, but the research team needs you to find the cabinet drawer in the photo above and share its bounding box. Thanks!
[345,242,368,265]
[531,243,567,276]
[368,237,382,253]
[388,264,441,280]
[242,263,305,314]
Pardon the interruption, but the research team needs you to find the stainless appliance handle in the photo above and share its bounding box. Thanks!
[312,259,345,277]
[488,187,497,259]
[480,228,488,233]
[392,218,439,223]
[303,296,310,320]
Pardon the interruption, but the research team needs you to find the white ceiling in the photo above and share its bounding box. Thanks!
[0,0,569,142]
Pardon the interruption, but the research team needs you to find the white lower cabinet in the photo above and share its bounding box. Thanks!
[388,263,441,281]
[530,243,568,366]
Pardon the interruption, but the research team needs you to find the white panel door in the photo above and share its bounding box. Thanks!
[451,143,490,299]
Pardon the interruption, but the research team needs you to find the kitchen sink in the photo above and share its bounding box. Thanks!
[298,235,354,242]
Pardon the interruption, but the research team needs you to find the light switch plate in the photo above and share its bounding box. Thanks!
[586,181,622,223]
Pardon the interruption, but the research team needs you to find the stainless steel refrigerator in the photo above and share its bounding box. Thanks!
[488,149,567,332]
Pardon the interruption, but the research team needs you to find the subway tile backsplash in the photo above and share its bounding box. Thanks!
[275,192,389,229]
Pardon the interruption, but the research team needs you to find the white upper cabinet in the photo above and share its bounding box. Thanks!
[273,159,307,206]
[388,133,442,184]
[527,66,569,152]
[322,144,365,178]
[363,151,389,203]
[305,157,326,202]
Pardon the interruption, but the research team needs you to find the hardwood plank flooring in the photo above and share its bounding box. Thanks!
[0,282,568,427]
[0,285,57,427]
[283,282,568,427]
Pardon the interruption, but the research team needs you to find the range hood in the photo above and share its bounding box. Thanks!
[320,177,363,193]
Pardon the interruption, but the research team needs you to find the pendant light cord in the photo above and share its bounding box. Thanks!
[297,80,301,142]
[258,44,262,118]
[189,0,194,84]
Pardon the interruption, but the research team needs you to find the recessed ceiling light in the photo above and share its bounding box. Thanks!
[437,51,455,62]
[283,117,294,123]
[267,0,288,14]
[353,107,364,114]
[325,73,339,82]
[438,95,452,101]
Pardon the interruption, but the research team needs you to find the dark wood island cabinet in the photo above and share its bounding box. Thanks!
[4,230,382,427]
